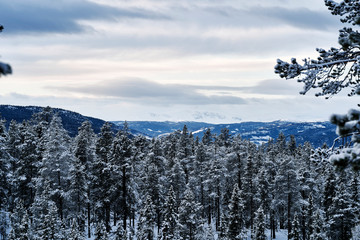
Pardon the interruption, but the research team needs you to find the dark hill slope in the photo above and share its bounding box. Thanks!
[0,105,119,136]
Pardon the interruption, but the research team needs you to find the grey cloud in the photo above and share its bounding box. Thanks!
[0,0,169,34]
[251,6,339,30]
[179,79,300,96]
[49,78,247,105]
[234,79,302,95]
[197,5,339,31]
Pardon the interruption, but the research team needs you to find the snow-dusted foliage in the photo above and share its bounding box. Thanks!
[275,1,360,98]
[0,25,12,77]
[275,0,360,171]
[0,107,358,239]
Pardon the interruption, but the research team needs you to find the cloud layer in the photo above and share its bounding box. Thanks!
[0,0,348,123]
[51,78,248,105]
[0,0,168,34]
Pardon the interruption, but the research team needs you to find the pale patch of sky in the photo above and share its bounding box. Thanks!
[0,0,354,123]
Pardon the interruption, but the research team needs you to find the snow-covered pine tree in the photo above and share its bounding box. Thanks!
[36,114,73,222]
[202,128,212,146]
[227,183,245,240]
[273,154,300,233]
[11,121,39,210]
[136,195,155,240]
[68,218,85,240]
[209,139,227,230]
[178,185,201,240]
[192,142,209,219]
[217,213,228,240]
[195,223,215,240]
[159,185,180,240]
[177,125,193,184]
[274,0,360,170]
[323,169,336,221]
[142,162,163,233]
[93,122,113,232]
[31,181,61,239]
[328,173,356,240]
[18,210,31,240]
[309,209,327,240]
[288,212,301,240]
[9,200,29,240]
[39,201,62,240]
[253,205,266,240]
[110,124,132,231]
[243,154,256,231]
[68,155,87,234]
[113,222,127,240]
[0,210,7,240]
[94,221,108,240]
[306,193,315,239]
[74,120,97,238]
[168,158,186,209]
[0,118,9,210]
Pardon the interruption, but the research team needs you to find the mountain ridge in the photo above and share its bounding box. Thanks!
[0,105,337,147]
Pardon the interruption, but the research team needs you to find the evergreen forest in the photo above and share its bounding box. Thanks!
[0,107,357,240]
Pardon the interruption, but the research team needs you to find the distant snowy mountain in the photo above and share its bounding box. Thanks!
[112,120,337,147]
[0,105,338,147]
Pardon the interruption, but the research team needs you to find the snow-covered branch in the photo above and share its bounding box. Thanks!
[0,62,12,76]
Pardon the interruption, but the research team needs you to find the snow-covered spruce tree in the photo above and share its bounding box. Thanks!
[73,120,96,238]
[327,172,356,240]
[323,169,336,221]
[113,222,127,240]
[253,205,266,240]
[195,223,215,240]
[227,183,245,240]
[140,138,165,229]
[68,155,87,234]
[94,221,108,240]
[136,194,155,240]
[35,114,72,221]
[288,212,301,240]
[209,138,227,230]
[274,0,360,169]
[273,154,300,234]
[110,123,132,231]
[93,122,113,232]
[142,162,164,234]
[0,210,7,239]
[176,125,193,184]
[309,209,327,240]
[306,194,315,239]
[159,185,180,240]
[0,118,9,210]
[68,218,85,240]
[9,200,29,240]
[11,121,39,210]
[178,185,201,240]
[32,179,66,239]
[192,142,210,219]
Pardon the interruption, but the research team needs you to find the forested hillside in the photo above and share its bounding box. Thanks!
[0,107,357,239]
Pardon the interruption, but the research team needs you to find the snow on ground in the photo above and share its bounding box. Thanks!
[84,223,288,240]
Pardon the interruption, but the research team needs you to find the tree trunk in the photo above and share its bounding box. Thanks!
[88,202,91,238]
[122,165,127,231]
[271,210,276,239]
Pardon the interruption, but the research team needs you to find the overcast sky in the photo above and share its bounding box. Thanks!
[0,0,358,123]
